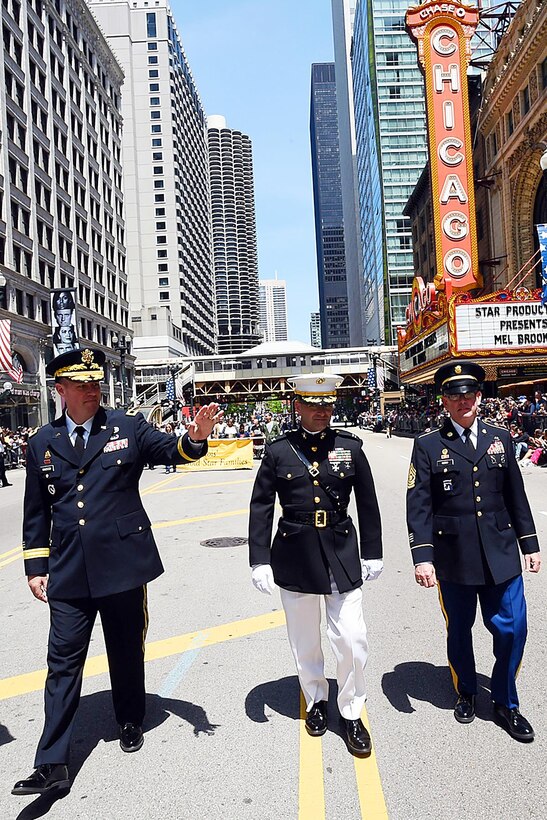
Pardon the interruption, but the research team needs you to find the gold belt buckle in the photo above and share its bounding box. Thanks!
[315,510,327,528]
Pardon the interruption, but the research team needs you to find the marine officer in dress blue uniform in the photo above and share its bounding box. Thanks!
[12,347,222,796]
[249,374,383,755]
[406,362,541,740]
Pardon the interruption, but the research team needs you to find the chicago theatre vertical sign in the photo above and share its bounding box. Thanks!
[406,0,482,294]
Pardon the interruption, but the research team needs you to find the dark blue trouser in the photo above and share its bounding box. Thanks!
[437,575,527,709]
[35,586,148,765]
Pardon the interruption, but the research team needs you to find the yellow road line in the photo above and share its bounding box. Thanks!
[298,693,325,820]
[142,473,180,495]
[153,508,249,528]
[0,610,286,701]
[353,708,389,819]
[0,554,21,569]
[0,546,21,560]
[147,478,254,494]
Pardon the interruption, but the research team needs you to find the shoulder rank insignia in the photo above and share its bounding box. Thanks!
[407,462,416,489]
[126,406,139,416]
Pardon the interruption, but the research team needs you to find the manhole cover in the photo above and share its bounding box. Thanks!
[200,537,248,548]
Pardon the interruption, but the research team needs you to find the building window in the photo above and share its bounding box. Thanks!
[157,249,167,258]
[156,235,167,244]
[154,194,165,203]
[151,124,161,133]
[522,85,530,115]
[159,292,169,300]
[147,42,158,51]
[146,12,156,38]
[153,166,163,174]
[542,57,547,90]
[149,83,159,92]
[154,180,164,189]
[156,208,165,216]
[150,111,161,120]
[148,55,158,65]
[152,152,163,160]
[507,110,514,136]
[156,221,166,229]
[150,97,160,106]
[159,277,169,286]
[149,69,159,78]
[158,263,168,271]
[152,138,162,147]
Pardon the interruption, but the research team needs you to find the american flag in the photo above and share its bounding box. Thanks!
[376,364,385,392]
[0,319,24,383]
[367,366,376,389]
[165,374,175,401]
[175,378,185,400]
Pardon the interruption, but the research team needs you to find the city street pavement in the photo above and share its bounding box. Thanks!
[1,430,546,820]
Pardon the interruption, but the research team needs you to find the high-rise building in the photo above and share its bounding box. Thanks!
[88,0,216,360]
[349,0,513,344]
[310,63,351,349]
[259,277,288,343]
[331,0,365,346]
[207,115,261,354]
[310,312,322,347]
[352,0,427,345]
[0,0,131,424]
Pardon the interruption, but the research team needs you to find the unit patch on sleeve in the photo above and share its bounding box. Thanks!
[407,462,416,489]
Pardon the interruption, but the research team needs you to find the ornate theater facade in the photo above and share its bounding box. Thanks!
[398,0,547,393]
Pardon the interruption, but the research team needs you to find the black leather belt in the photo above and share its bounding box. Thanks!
[283,509,348,528]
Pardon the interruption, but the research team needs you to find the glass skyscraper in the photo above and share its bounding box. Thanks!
[352,0,428,344]
[310,63,351,349]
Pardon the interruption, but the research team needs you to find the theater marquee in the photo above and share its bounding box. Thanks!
[406,0,481,293]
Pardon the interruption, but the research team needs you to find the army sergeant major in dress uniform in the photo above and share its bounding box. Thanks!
[12,348,222,797]
[249,374,383,755]
[407,362,541,741]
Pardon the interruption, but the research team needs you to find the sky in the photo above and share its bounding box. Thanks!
[172,0,335,343]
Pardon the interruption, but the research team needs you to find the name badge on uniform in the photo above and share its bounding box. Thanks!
[40,464,56,474]
[103,438,129,453]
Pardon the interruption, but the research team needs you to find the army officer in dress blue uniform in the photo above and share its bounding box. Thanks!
[249,374,383,755]
[406,362,541,741]
[12,347,222,796]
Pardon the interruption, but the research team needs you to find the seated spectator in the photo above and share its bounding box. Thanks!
[509,424,530,460]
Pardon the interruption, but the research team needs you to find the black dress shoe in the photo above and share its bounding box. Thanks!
[12,764,70,795]
[119,722,144,752]
[494,704,535,742]
[454,694,475,724]
[305,701,328,736]
[343,718,372,755]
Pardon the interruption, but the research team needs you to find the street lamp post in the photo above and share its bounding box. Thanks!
[112,333,131,409]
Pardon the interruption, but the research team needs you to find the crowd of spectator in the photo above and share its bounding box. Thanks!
[0,426,32,471]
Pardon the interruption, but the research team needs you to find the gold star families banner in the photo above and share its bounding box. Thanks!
[180,439,254,471]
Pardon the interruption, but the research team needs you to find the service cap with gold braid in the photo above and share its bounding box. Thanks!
[46,347,105,382]
[435,361,485,396]
[288,372,343,405]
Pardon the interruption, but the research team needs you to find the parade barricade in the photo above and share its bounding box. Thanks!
[179,438,254,471]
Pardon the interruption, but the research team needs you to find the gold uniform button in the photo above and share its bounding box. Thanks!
[312,462,319,468]
[77,484,84,492]
[438,530,443,535]
[138,526,143,531]
[313,480,319,486]
[473,466,478,472]
[477,511,482,517]
[474,481,479,487]
[116,459,122,465]
[77,501,84,509]
[78,469,85,475]
[79,518,85,526]
[476,496,481,502]
[311,446,318,452]
[314,496,320,503]
[340,472,345,477]
[286,473,292,479]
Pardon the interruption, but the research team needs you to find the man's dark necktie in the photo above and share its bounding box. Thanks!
[463,428,475,452]
[73,426,86,460]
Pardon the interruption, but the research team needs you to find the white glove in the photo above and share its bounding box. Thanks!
[361,558,384,581]
[251,564,276,595]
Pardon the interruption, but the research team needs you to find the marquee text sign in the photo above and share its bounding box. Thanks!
[455,301,547,352]
[406,1,481,292]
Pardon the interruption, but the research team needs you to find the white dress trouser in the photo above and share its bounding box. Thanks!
[279,579,369,720]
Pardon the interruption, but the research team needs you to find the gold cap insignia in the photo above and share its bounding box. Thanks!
[316,377,325,384]
[455,365,462,374]
[81,349,94,365]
